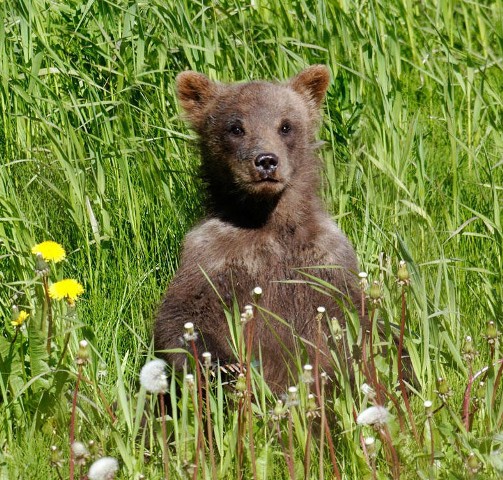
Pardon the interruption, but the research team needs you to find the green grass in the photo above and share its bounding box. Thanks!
[1,0,503,477]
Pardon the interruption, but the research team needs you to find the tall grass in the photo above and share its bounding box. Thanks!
[1,0,502,477]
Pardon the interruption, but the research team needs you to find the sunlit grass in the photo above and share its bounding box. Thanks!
[1,0,502,477]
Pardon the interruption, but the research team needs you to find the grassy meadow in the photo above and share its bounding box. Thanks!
[1,0,503,477]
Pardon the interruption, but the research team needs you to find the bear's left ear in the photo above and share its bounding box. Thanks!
[289,65,330,109]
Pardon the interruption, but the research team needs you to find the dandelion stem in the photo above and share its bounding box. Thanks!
[245,315,258,480]
[159,393,170,480]
[398,285,418,440]
[42,275,53,355]
[313,311,341,480]
[360,434,377,480]
[237,395,244,479]
[69,364,82,480]
[318,387,325,480]
[203,363,217,480]
[304,418,312,480]
[492,360,503,409]
[379,426,400,479]
[462,363,474,431]
[368,307,379,399]
[287,408,296,480]
[276,421,295,479]
[426,415,434,467]
[189,339,205,480]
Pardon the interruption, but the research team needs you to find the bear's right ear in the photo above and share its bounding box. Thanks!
[176,71,216,126]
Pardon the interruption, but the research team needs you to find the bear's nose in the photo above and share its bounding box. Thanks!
[255,153,278,177]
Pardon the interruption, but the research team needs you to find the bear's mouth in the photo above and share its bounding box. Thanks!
[257,177,280,183]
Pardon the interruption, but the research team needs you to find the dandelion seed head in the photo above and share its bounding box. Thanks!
[139,359,168,394]
[72,441,90,466]
[241,304,254,323]
[356,405,390,426]
[364,436,375,446]
[71,441,89,457]
[88,456,119,480]
[361,383,376,399]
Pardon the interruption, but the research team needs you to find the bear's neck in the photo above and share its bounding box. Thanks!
[206,180,321,231]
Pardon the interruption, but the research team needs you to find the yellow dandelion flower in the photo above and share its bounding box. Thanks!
[49,279,84,304]
[32,241,66,263]
[12,310,29,328]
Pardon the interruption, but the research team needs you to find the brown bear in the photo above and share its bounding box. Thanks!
[155,66,361,392]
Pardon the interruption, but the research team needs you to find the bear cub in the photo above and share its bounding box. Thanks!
[155,66,361,391]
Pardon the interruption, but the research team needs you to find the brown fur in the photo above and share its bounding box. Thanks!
[155,66,361,391]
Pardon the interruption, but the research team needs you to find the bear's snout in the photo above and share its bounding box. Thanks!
[254,153,278,179]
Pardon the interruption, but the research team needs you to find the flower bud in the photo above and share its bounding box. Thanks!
[272,399,285,420]
[486,321,498,344]
[369,281,382,303]
[77,340,90,365]
[185,373,195,387]
[287,386,299,407]
[235,373,246,394]
[252,286,262,301]
[202,351,212,368]
[50,445,63,467]
[307,393,317,413]
[462,335,476,362]
[358,272,368,289]
[183,322,198,342]
[364,436,376,456]
[397,260,410,285]
[302,364,314,384]
[35,252,50,276]
[466,452,480,474]
[436,377,452,402]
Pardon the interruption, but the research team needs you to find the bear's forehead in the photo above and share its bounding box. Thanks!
[213,82,307,118]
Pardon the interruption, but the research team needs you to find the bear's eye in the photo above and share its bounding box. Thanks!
[280,122,292,135]
[230,125,245,136]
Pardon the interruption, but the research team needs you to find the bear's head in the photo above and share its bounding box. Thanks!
[176,65,330,207]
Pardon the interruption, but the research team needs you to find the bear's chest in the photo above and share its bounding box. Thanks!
[187,218,320,277]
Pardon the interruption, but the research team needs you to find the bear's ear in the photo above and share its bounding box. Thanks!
[176,71,216,125]
[289,65,330,109]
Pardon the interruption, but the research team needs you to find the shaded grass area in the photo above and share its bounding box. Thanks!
[1,0,503,477]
